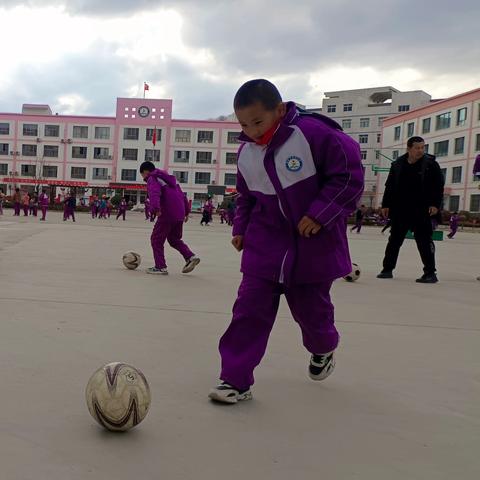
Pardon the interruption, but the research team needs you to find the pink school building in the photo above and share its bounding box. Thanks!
[376,88,480,212]
[0,98,241,206]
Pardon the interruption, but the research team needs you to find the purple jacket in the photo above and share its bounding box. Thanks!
[474,154,480,176]
[39,193,49,207]
[145,169,189,222]
[449,215,459,228]
[233,102,364,285]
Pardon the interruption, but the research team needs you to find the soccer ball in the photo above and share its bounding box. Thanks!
[85,362,151,432]
[123,252,141,270]
[344,263,361,282]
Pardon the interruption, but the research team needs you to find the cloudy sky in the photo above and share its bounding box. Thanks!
[0,0,478,119]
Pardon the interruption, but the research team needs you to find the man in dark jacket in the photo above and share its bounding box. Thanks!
[377,136,444,283]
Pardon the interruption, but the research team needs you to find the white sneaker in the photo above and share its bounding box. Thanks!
[182,255,200,274]
[208,382,252,404]
[308,351,335,381]
[146,267,168,275]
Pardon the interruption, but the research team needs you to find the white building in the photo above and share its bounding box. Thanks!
[309,87,433,206]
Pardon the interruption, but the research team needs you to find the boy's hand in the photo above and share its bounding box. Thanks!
[429,206,438,216]
[298,216,322,238]
[231,235,244,251]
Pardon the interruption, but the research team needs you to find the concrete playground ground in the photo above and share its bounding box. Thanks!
[0,209,479,480]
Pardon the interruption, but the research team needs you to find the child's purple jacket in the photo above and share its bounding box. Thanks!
[145,168,189,222]
[233,102,364,285]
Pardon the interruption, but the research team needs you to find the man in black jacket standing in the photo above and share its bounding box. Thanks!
[377,136,444,283]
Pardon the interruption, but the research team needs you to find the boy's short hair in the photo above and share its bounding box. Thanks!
[234,79,282,111]
[140,161,156,173]
[407,136,424,148]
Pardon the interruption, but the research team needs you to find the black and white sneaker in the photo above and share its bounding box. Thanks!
[309,351,336,381]
[182,255,200,274]
[208,382,252,404]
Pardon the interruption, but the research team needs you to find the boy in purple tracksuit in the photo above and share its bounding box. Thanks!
[39,189,49,221]
[140,161,201,275]
[447,211,459,239]
[12,188,21,216]
[208,79,364,403]
[116,197,127,221]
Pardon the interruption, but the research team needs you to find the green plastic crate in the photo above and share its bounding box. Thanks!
[406,230,443,241]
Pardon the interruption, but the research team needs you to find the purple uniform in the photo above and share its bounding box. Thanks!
[116,200,127,221]
[39,193,49,220]
[217,102,364,391]
[146,169,195,269]
[447,214,459,239]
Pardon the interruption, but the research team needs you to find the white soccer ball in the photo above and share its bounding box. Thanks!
[344,263,361,282]
[123,251,141,270]
[85,362,151,432]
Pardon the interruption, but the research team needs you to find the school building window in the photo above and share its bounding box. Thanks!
[424,144,429,153]
[195,172,211,184]
[144,149,160,162]
[342,119,351,129]
[470,194,480,212]
[394,126,401,141]
[194,192,208,202]
[435,112,451,130]
[22,144,37,156]
[44,125,59,137]
[93,168,109,180]
[94,127,110,140]
[327,105,336,113]
[94,147,110,159]
[398,105,410,112]
[225,152,237,165]
[224,173,237,186]
[454,137,465,155]
[146,128,162,142]
[72,146,87,159]
[227,131,241,144]
[174,150,190,163]
[71,167,86,179]
[0,123,10,135]
[359,118,370,128]
[360,150,367,160]
[43,145,59,158]
[377,133,381,143]
[21,164,36,176]
[196,151,212,164]
[449,196,460,212]
[422,118,431,134]
[173,171,189,184]
[440,168,447,181]
[434,140,449,157]
[73,126,88,138]
[343,103,353,112]
[456,107,467,127]
[197,131,214,143]
[122,148,138,161]
[359,134,368,144]
[407,122,414,137]
[123,128,139,140]
[120,169,136,182]
[0,143,8,155]
[451,166,462,183]
[392,150,399,160]
[0,164,8,175]
[42,165,58,178]
[23,124,38,136]
[475,134,480,151]
[174,129,191,143]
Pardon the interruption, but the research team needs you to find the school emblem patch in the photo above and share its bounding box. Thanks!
[285,155,303,172]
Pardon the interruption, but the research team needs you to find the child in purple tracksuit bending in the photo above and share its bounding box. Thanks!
[140,161,201,275]
[208,79,364,404]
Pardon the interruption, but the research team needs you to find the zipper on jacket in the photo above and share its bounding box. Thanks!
[278,199,287,219]
[279,250,288,284]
